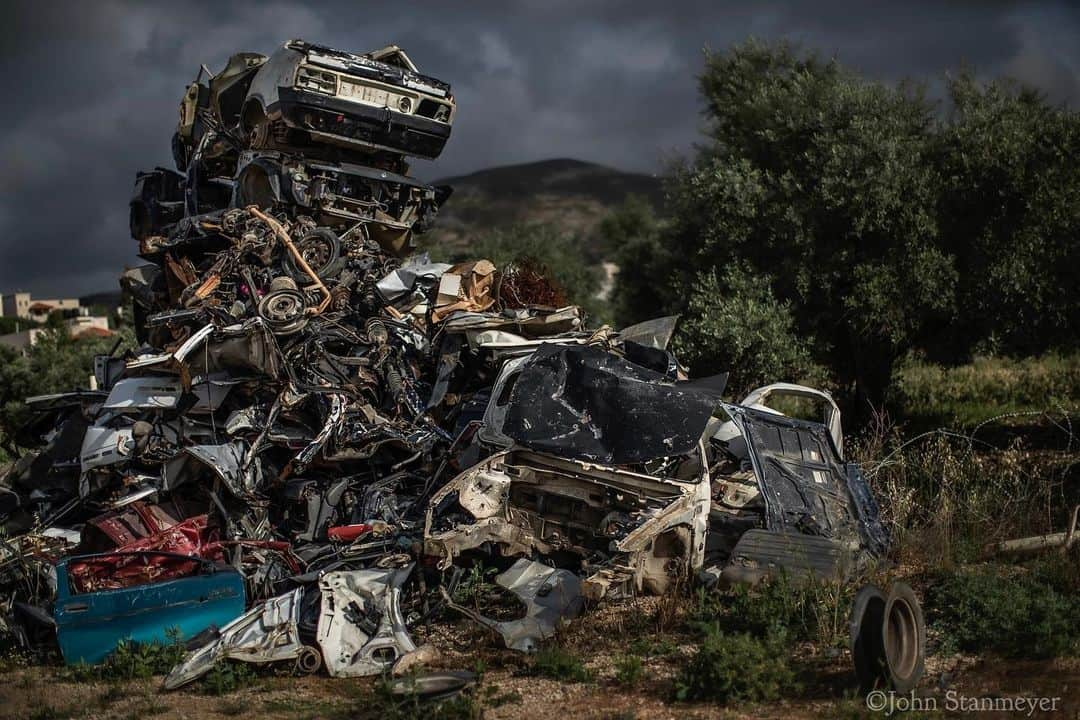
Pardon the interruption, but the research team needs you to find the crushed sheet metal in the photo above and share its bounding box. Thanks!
[443,558,583,652]
[164,442,261,497]
[164,587,305,690]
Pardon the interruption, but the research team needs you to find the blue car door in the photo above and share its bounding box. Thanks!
[54,551,245,665]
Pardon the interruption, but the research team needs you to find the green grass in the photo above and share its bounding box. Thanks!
[690,572,854,648]
[891,352,1080,427]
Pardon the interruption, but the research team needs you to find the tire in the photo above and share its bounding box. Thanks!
[849,583,888,693]
[249,120,273,149]
[285,228,345,281]
[883,582,926,693]
[295,645,323,675]
[242,101,271,149]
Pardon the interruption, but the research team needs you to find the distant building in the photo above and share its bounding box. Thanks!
[1,292,81,320]
[0,315,113,352]
[0,328,45,351]
[67,315,111,335]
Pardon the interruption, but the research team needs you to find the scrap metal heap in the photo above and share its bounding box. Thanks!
[0,38,921,694]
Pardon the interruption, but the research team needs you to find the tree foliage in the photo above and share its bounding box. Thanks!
[935,73,1080,358]
[613,40,1080,406]
[672,264,822,396]
[0,328,132,456]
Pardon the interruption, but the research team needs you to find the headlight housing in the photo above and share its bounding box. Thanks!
[295,65,338,95]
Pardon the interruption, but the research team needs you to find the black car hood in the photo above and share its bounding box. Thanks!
[501,343,724,465]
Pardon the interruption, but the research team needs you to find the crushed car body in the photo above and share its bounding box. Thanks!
[55,552,245,666]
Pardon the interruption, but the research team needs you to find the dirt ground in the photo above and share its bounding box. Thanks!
[2,596,1076,720]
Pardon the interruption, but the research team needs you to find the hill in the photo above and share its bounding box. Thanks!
[425,158,663,256]
[79,291,122,309]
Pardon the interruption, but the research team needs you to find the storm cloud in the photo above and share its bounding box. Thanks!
[2,0,1079,296]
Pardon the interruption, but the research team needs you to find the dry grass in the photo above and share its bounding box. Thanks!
[850,406,1078,567]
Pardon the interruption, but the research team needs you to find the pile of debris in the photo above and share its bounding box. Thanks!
[0,39,923,695]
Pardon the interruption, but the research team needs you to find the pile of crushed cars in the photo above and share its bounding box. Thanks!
[0,39,924,695]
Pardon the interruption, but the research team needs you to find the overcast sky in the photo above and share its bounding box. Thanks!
[2,0,1079,297]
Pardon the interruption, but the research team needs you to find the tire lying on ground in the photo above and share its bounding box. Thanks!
[850,581,926,694]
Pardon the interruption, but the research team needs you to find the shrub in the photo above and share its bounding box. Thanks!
[928,564,1080,658]
[673,626,796,703]
[65,629,186,682]
[672,265,825,396]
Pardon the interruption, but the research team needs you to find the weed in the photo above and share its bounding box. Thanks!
[63,627,186,682]
[690,573,853,647]
[850,405,1074,567]
[673,625,797,703]
[530,645,592,683]
[200,660,258,695]
[613,654,644,686]
[928,564,1080,658]
[0,646,30,673]
[651,568,689,632]
[452,562,500,612]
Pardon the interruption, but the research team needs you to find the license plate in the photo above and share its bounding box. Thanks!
[339,80,392,107]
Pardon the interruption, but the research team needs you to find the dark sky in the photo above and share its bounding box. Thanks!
[2,0,1079,297]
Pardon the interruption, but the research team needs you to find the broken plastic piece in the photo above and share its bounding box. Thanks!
[316,564,417,676]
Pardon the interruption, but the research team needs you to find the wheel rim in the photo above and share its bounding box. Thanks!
[885,596,919,680]
[298,237,333,268]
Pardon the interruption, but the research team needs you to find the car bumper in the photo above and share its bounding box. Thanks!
[272,87,452,159]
